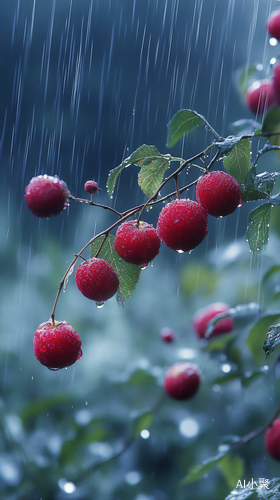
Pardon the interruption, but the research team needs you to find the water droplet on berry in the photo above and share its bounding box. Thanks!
[47,367,61,371]
[96,301,105,308]
[176,249,184,254]
[140,263,148,270]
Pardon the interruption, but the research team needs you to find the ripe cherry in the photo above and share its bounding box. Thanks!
[75,257,119,302]
[267,10,280,42]
[33,320,82,370]
[160,327,175,343]
[273,62,280,105]
[265,419,280,461]
[245,80,276,115]
[84,180,99,195]
[25,175,70,218]
[193,302,234,339]
[196,171,242,218]
[163,362,200,400]
[156,199,208,253]
[113,220,161,266]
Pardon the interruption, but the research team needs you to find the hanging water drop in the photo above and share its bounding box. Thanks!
[96,301,105,308]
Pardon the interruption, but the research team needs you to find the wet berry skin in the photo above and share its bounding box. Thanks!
[267,10,280,41]
[114,220,161,266]
[245,80,276,115]
[156,199,208,253]
[25,175,69,218]
[265,419,280,461]
[163,362,200,400]
[193,302,234,339]
[33,320,82,369]
[196,171,242,217]
[84,180,99,195]
[75,257,119,302]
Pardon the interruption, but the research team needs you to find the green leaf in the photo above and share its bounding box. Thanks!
[167,109,218,148]
[223,138,251,182]
[262,106,280,154]
[106,145,178,198]
[137,145,171,198]
[246,314,280,365]
[246,203,271,253]
[263,322,280,357]
[219,454,244,490]
[181,450,227,485]
[235,64,258,99]
[241,170,279,202]
[263,264,280,284]
[20,394,72,425]
[90,235,141,303]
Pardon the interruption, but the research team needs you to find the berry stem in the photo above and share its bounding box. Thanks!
[174,174,180,199]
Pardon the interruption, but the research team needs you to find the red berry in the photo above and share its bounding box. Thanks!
[33,320,82,370]
[84,180,99,195]
[267,10,280,41]
[196,171,242,218]
[156,199,208,253]
[25,175,70,218]
[75,257,119,302]
[265,419,280,461]
[163,362,200,400]
[160,327,175,343]
[193,302,234,339]
[245,80,276,114]
[273,63,280,104]
[113,220,161,266]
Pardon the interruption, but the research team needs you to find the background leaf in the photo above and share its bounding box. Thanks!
[90,235,141,303]
[223,138,251,182]
[246,313,280,365]
[167,109,218,148]
[219,454,244,489]
[246,203,271,253]
[235,64,258,99]
[181,450,227,485]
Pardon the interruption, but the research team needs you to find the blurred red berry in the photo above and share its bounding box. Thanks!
[267,10,280,41]
[273,63,280,104]
[193,302,234,339]
[245,80,276,114]
[163,362,200,400]
[160,327,175,343]
[33,320,82,369]
[265,419,280,461]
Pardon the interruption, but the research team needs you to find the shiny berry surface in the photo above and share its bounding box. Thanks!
[33,320,82,369]
[267,10,280,41]
[193,302,234,339]
[156,199,208,253]
[84,180,99,194]
[245,80,275,114]
[265,419,280,461]
[75,257,119,302]
[25,175,69,218]
[196,171,242,217]
[163,362,200,400]
[114,220,161,266]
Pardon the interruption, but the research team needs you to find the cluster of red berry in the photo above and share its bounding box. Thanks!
[246,9,280,115]
[25,171,241,373]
